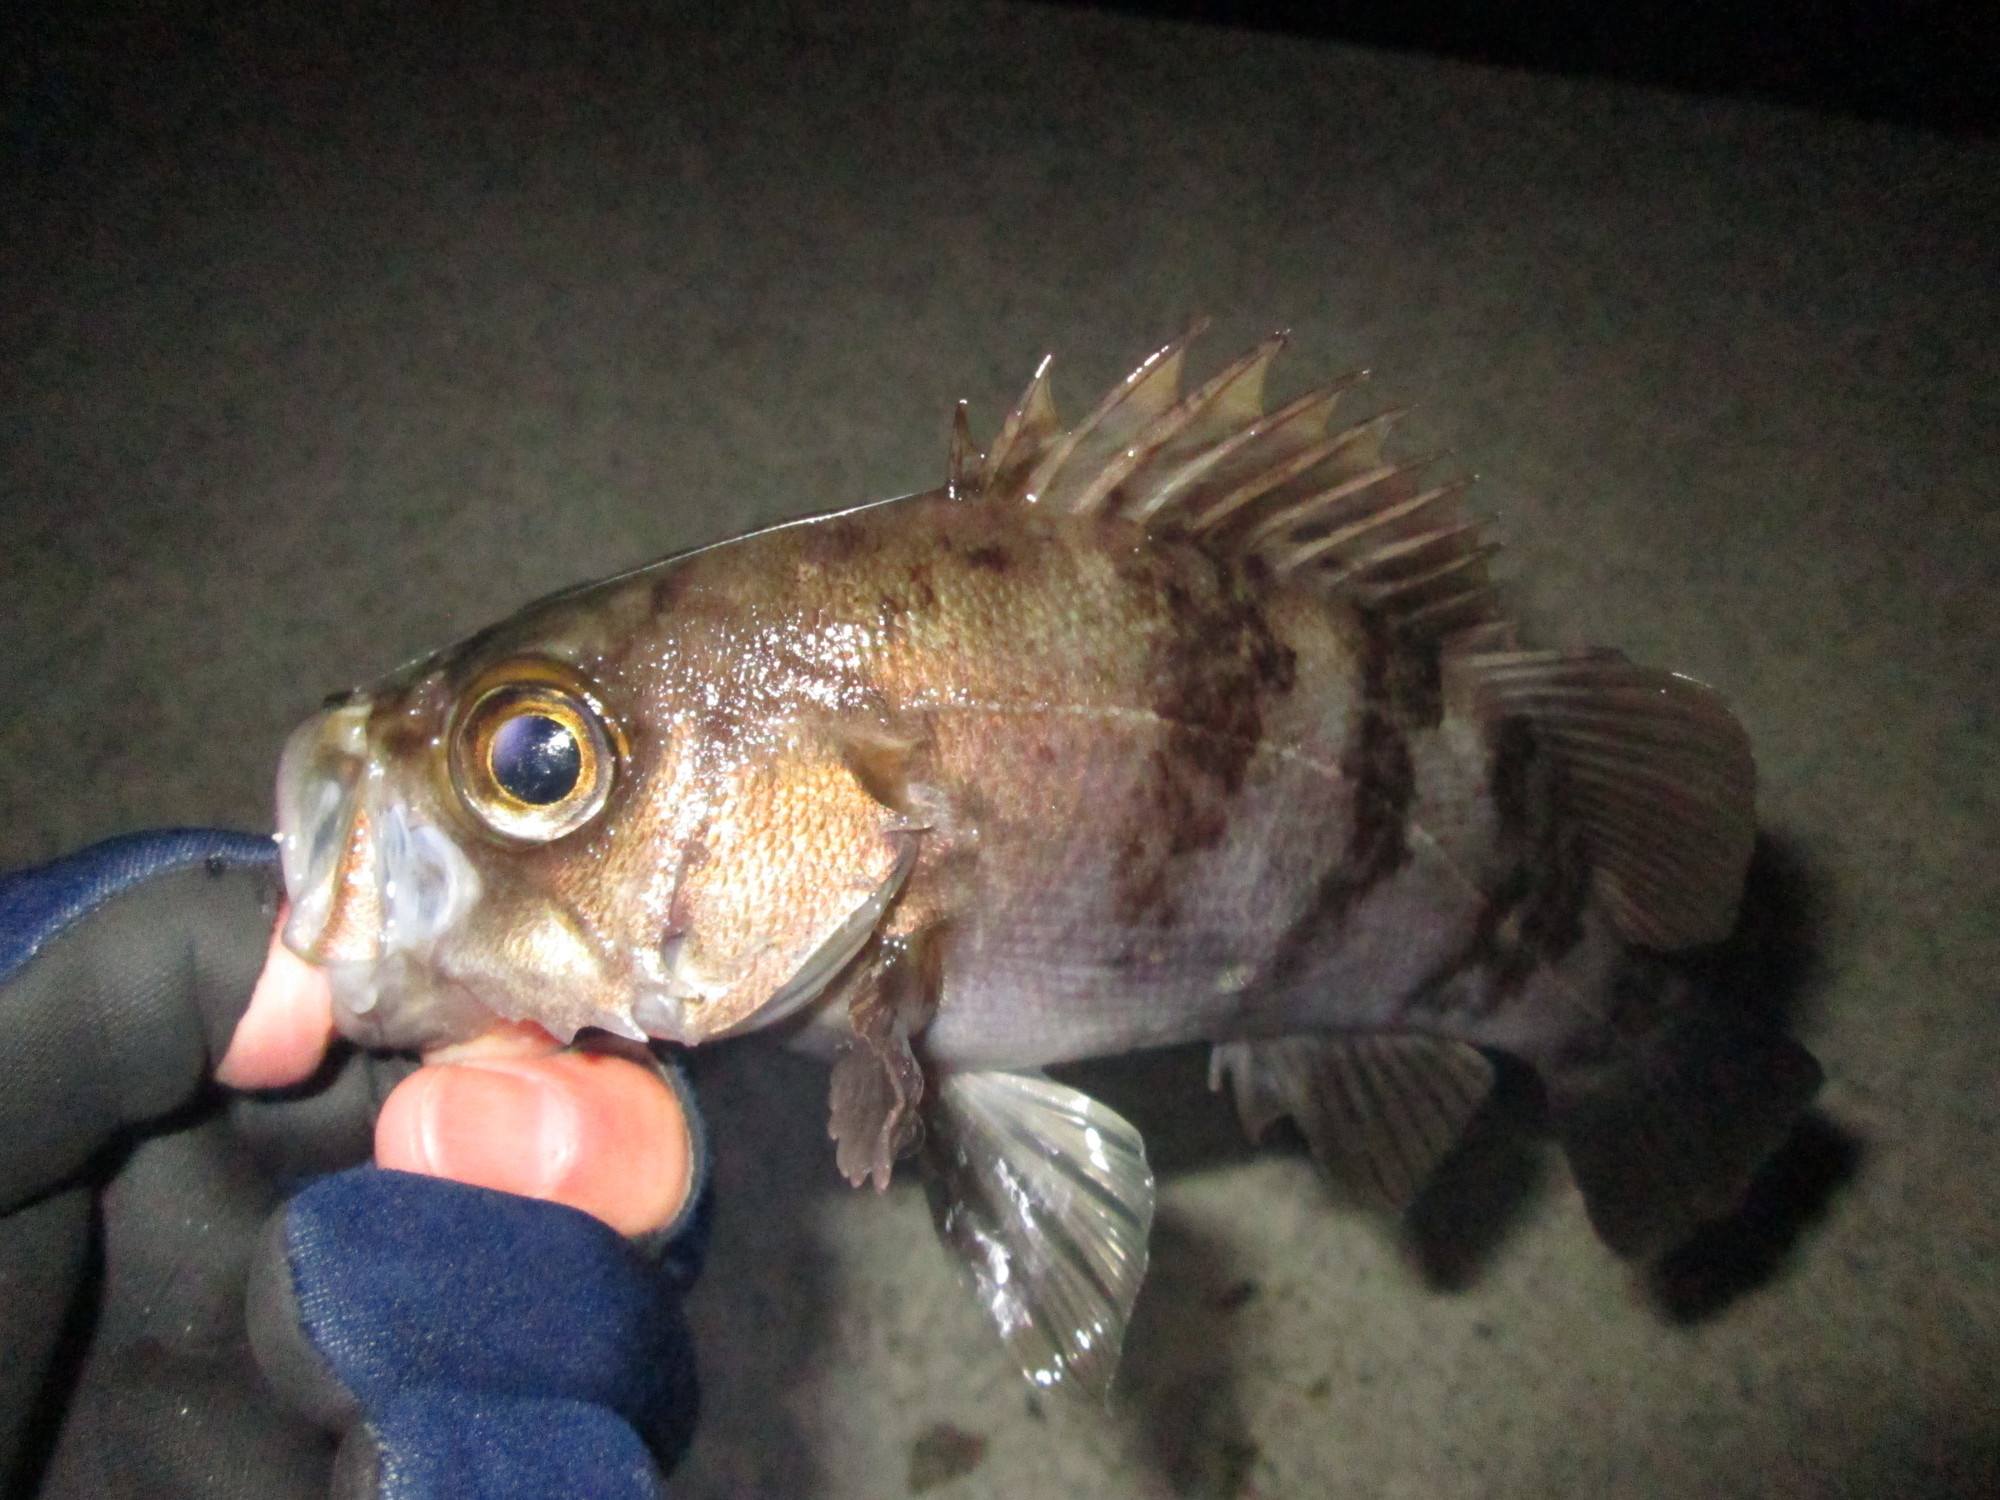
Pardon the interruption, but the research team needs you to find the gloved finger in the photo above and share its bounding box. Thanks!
[375,1035,696,1239]
[215,914,336,1090]
[247,1167,703,1498]
[0,830,281,1210]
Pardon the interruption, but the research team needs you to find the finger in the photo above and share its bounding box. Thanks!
[374,1049,694,1238]
[216,914,336,1089]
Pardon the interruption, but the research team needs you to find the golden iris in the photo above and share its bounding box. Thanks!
[450,672,617,843]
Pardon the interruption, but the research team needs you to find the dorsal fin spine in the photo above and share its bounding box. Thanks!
[1317,519,1482,587]
[1351,544,1497,609]
[1185,405,1375,532]
[1068,334,1282,516]
[1236,412,1411,546]
[1021,324,1205,507]
[1395,590,1502,634]
[1125,378,1348,523]
[947,401,981,500]
[977,354,1059,495]
[1264,468,1453,565]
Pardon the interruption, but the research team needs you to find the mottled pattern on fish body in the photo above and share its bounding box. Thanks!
[674,493,1509,1072]
[276,329,1821,1394]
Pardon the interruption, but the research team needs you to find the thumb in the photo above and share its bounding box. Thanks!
[374,1040,695,1239]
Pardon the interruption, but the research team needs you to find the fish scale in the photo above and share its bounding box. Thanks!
[274,328,1821,1395]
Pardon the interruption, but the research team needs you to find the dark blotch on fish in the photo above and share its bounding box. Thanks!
[1114,552,1298,927]
[799,516,870,566]
[1417,715,1590,1011]
[1266,615,1413,983]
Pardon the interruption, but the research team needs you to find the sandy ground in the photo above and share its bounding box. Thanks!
[3,3,1996,1495]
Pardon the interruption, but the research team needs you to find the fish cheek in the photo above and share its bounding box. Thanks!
[668,748,913,1038]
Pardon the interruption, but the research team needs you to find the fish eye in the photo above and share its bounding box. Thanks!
[490,713,581,805]
[450,674,617,843]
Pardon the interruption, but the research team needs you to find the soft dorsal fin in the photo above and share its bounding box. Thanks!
[1445,647,1756,949]
[960,329,1502,641]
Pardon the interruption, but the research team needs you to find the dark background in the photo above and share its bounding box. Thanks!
[8,0,2000,168]
[1070,1,2000,134]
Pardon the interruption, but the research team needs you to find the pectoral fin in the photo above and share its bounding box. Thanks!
[922,1070,1155,1398]
[1210,1033,1494,1210]
[829,1030,924,1192]
[827,923,948,1191]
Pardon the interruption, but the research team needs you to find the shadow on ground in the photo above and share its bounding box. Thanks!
[1119,1208,1263,1499]
[1643,828,1861,1318]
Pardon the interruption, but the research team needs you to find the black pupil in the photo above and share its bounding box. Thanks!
[490,713,582,805]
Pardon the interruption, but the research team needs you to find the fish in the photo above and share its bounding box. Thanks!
[275,326,1823,1394]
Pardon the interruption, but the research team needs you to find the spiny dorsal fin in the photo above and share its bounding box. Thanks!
[1023,322,1204,510]
[1128,380,1355,525]
[1066,331,1284,517]
[1445,648,1756,949]
[959,328,1501,640]
[976,354,1061,499]
[946,401,979,500]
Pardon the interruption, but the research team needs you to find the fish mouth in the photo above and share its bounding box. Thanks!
[275,698,481,977]
[277,697,648,1048]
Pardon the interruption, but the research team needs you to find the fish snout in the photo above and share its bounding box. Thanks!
[275,699,480,970]
[276,700,375,962]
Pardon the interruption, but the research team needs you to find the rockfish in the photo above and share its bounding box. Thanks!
[276,329,1821,1392]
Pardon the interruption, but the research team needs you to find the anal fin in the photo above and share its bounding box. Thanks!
[1210,1033,1495,1211]
[922,1070,1155,1397]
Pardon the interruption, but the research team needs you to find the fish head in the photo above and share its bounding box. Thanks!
[276,556,917,1051]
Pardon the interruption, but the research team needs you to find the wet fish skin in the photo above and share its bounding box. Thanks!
[275,329,1821,1393]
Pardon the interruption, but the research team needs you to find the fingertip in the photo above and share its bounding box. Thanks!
[376,1052,693,1239]
[217,918,335,1089]
[554,1051,695,1237]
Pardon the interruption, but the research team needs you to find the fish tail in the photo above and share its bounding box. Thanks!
[1538,954,1822,1260]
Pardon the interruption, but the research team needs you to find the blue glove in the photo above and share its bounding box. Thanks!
[249,1162,707,1498]
[0,831,708,1499]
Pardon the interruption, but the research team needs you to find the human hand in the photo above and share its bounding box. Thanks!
[226,934,696,1240]
[0,831,708,1499]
